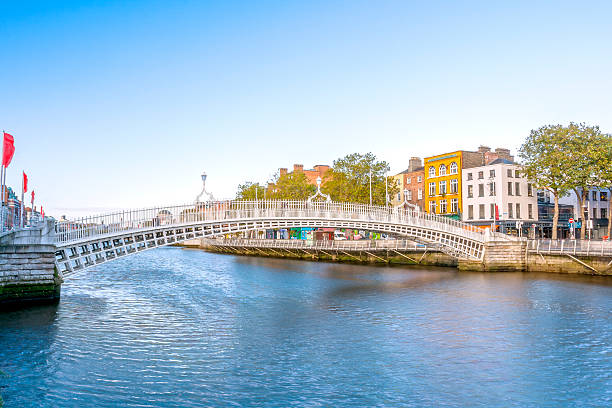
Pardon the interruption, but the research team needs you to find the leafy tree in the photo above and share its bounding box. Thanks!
[236,182,265,200]
[595,133,612,238]
[519,125,573,240]
[323,152,398,205]
[565,123,609,238]
[269,171,316,200]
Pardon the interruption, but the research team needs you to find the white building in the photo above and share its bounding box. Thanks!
[559,187,610,238]
[461,159,538,228]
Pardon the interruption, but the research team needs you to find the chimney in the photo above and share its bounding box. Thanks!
[293,164,304,172]
[478,145,491,154]
[494,148,514,162]
[408,157,422,172]
[313,165,330,175]
[279,168,288,177]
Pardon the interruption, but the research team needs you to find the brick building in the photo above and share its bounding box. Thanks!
[278,164,331,185]
[392,157,425,210]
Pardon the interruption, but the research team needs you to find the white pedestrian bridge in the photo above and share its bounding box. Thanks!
[54,200,513,275]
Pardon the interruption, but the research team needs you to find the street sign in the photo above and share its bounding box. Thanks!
[568,218,574,223]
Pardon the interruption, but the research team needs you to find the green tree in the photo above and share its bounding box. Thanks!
[323,152,398,205]
[269,172,316,200]
[519,125,573,240]
[565,123,609,238]
[595,133,612,238]
[236,182,265,200]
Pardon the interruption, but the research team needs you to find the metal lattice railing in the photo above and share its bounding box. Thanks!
[528,239,612,257]
[54,200,501,245]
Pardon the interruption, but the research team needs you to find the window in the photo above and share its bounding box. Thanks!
[528,203,533,219]
[467,185,473,198]
[601,191,608,201]
[418,189,423,200]
[407,177,411,184]
[515,182,520,196]
[479,204,485,219]
[507,169,513,178]
[429,201,436,214]
[592,208,596,219]
[429,182,436,196]
[478,184,484,197]
[490,203,496,219]
[439,164,447,176]
[407,190,413,201]
[516,203,521,219]
[449,162,458,174]
[429,166,436,178]
[439,180,447,195]
[489,169,495,178]
[450,178,459,194]
[440,199,447,214]
[489,182,496,196]
[602,208,608,219]
[527,183,533,197]
[508,203,513,218]
[592,191,598,201]
[396,192,401,201]
[515,169,520,178]
[467,173,473,181]
[508,182,513,196]
[451,198,458,213]
[478,171,484,179]
[468,205,474,220]
[417,176,422,183]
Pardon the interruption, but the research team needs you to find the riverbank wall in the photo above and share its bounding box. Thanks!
[182,239,612,276]
[0,220,61,308]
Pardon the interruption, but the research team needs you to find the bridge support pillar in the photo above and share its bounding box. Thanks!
[459,239,527,272]
[0,219,61,309]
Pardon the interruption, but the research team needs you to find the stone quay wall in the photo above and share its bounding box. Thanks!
[0,220,61,308]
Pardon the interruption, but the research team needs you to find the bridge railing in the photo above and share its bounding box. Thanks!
[205,237,433,252]
[55,200,491,244]
[528,239,612,257]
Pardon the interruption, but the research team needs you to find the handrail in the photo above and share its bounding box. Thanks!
[55,200,493,244]
[205,238,434,252]
[528,239,612,257]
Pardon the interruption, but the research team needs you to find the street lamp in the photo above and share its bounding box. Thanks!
[195,171,214,203]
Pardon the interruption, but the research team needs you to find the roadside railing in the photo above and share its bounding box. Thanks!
[528,239,612,257]
[54,200,497,244]
[205,238,434,252]
[0,205,38,234]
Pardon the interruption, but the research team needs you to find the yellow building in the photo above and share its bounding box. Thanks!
[424,150,483,218]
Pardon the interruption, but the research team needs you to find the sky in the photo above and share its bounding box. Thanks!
[1,0,611,218]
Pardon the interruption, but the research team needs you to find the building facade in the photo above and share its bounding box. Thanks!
[461,159,538,229]
[559,187,610,238]
[391,157,424,210]
[278,164,331,185]
[424,146,514,218]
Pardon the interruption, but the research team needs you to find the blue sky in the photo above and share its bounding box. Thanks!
[1,0,611,217]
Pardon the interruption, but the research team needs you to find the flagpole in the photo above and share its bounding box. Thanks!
[21,171,25,228]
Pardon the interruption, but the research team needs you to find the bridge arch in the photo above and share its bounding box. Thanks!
[54,200,506,276]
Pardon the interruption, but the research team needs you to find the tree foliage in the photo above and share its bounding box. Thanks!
[322,152,398,205]
[519,124,573,239]
[269,172,316,200]
[236,182,265,200]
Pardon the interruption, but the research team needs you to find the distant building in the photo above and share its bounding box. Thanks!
[537,190,575,238]
[278,164,331,185]
[462,158,538,230]
[392,157,424,210]
[424,146,514,218]
[559,187,610,238]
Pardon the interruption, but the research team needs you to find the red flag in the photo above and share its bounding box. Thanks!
[2,132,15,167]
[31,190,35,204]
[495,204,500,221]
[41,206,45,220]
[23,172,28,193]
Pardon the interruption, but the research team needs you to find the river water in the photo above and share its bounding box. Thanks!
[1,247,611,407]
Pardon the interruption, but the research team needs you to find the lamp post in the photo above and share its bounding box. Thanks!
[369,169,372,206]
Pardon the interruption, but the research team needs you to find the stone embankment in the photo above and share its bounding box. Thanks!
[0,219,61,308]
[184,238,612,276]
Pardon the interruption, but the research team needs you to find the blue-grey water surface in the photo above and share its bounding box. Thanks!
[1,247,611,407]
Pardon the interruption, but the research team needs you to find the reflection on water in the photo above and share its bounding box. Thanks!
[0,247,611,407]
